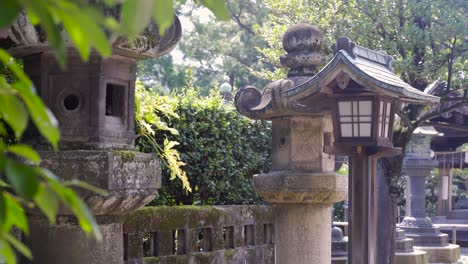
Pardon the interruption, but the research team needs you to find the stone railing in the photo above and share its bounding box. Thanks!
[123,205,275,264]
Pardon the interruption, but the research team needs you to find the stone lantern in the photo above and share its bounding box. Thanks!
[235,24,439,264]
[399,126,460,263]
[1,9,181,264]
[236,23,347,264]
[219,81,233,101]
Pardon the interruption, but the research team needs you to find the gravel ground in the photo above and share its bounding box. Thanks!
[459,248,468,264]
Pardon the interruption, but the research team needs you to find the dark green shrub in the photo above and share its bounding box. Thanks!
[137,88,271,205]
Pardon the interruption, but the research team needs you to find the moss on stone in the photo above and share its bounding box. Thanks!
[142,257,160,264]
[224,249,236,259]
[111,150,137,162]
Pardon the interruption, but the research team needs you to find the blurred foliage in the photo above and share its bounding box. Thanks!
[257,0,467,93]
[138,56,186,95]
[138,0,274,95]
[136,72,271,205]
[453,168,468,208]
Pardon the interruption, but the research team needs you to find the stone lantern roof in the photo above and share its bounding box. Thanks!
[1,9,181,59]
[235,27,439,120]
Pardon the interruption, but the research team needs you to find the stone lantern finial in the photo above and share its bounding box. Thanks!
[280,22,323,77]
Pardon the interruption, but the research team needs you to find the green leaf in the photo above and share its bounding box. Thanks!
[0,180,9,188]
[63,180,108,196]
[38,169,102,241]
[13,82,60,149]
[153,0,175,35]
[0,240,16,264]
[54,187,102,241]
[0,0,20,27]
[102,0,119,5]
[5,160,39,200]
[0,192,29,234]
[199,0,230,20]
[8,144,41,164]
[33,184,58,224]
[0,49,31,86]
[56,10,90,61]
[75,8,112,57]
[121,0,156,39]
[23,0,66,67]
[0,122,7,136]
[0,92,28,138]
[4,233,32,260]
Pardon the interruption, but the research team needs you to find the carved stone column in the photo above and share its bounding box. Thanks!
[255,116,347,264]
[235,23,347,264]
[1,9,182,264]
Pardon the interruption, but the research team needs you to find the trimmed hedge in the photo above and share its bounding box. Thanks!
[137,88,271,205]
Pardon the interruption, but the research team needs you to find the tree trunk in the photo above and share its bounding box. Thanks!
[376,158,396,264]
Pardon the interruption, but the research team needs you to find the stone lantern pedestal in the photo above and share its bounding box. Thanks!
[235,24,348,264]
[254,116,347,264]
[398,127,460,264]
[1,9,182,264]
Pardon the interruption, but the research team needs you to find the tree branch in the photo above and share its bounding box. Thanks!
[423,121,468,132]
[415,100,468,127]
[229,11,256,36]
[395,106,413,130]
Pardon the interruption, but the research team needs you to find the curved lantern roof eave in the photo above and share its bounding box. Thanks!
[2,10,182,60]
[234,77,315,120]
[235,32,440,121]
[283,50,440,105]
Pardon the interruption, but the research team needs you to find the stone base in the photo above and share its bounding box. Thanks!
[398,224,449,246]
[331,256,347,264]
[275,204,332,264]
[413,244,460,264]
[405,233,449,246]
[447,209,468,219]
[40,150,160,215]
[24,217,124,264]
[332,239,348,258]
[395,250,428,264]
[254,171,347,204]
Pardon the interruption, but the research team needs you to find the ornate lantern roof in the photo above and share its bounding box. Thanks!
[235,34,439,121]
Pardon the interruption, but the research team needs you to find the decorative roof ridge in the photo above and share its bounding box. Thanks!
[282,50,439,104]
[332,36,393,71]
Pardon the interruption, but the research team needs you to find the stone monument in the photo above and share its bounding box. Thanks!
[1,9,182,264]
[398,127,460,263]
[235,23,348,264]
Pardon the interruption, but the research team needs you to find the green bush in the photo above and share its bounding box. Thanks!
[136,87,271,205]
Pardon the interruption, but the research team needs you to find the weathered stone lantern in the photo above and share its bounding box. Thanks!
[236,23,347,264]
[1,9,181,264]
[399,126,460,263]
[236,24,439,264]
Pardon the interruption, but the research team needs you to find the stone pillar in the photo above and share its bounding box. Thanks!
[398,127,460,264]
[255,116,347,264]
[235,23,348,264]
[2,10,182,264]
